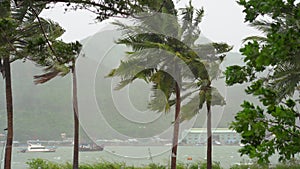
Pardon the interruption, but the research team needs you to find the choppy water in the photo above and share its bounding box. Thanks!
[0,146,271,169]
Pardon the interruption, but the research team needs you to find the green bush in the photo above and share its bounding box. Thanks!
[275,159,300,169]
[145,163,166,169]
[26,159,64,169]
[229,159,300,169]
[196,162,222,169]
[229,164,264,169]
[27,158,300,169]
[27,159,166,169]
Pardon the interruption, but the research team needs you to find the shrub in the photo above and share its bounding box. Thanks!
[27,158,300,169]
[26,159,62,169]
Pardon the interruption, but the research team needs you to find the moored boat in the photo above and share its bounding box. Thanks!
[26,143,56,152]
[79,144,104,151]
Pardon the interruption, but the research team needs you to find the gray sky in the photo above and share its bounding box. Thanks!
[40,0,261,52]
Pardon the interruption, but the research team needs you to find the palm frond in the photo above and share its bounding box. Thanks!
[181,90,206,121]
[193,8,204,27]
[250,20,272,33]
[210,87,226,106]
[12,1,46,23]
[33,70,60,84]
[180,0,194,31]
[114,78,134,90]
[212,43,233,54]
[187,59,209,80]
[108,0,231,123]
[270,62,300,100]
[34,62,70,84]
[148,88,171,113]
[150,70,175,100]
[109,58,145,79]
[243,36,267,43]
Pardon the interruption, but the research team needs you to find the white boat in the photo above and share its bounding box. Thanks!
[213,140,222,145]
[27,143,56,152]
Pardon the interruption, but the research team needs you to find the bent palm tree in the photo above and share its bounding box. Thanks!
[109,2,231,169]
[181,42,231,169]
[33,41,81,169]
[109,2,232,169]
[0,1,67,168]
[31,1,163,169]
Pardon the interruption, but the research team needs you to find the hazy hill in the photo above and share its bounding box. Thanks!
[0,29,253,142]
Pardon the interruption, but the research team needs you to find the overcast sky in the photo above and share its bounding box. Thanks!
[40,0,261,52]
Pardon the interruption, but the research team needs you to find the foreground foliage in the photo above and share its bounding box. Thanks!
[225,0,300,164]
[26,159,300,169]
[26,159,222,169]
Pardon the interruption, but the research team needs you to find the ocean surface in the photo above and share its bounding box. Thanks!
[0,146,275,169]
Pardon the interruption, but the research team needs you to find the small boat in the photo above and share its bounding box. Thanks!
[79,144,104,152]
[17,148,27,153]
[213,140,222,145]
[26,143,56,152]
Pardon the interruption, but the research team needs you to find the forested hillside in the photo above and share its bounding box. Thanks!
[0,30,252,142]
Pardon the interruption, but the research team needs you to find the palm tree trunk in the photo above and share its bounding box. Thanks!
[72,61,79,169]
[4,57,13,169]
[171,82,181,169]
[206,100,212,169]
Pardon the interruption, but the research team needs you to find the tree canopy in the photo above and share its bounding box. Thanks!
[108,1,231,169]
[225,0,300,164]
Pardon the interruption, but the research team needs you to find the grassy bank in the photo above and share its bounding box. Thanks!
[26,158,300,169]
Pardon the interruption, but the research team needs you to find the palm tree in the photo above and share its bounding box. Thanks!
[181,42,231,169]
[31,1,165,169]
[71,59,79,169]
[34,60,80,169]
[2,57,13,169]
[108,2,231,169]
[0,2,14,169]
[0,1,67,168]
[0,1,169,168]
[33,41,81,169]
[109,2,232,169]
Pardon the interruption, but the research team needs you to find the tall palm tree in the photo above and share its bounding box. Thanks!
[34,60,80,169]
[108,2,231,169]
[31,1,165,169]
[71,59,79,169]
[33,41,81,169]
[2,57,13,169]
[181,42,231,169]
[0,2,14,168]
[0,1,66,168]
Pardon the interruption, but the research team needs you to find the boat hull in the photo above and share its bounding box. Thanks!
[26,143,56,152]
[79,144,104,152]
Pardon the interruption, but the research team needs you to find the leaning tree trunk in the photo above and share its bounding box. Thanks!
[72,61,79,169]
[206,97,212,169]
[171,82,181,169]
[1,1,13,169]
[4,57,13,169]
